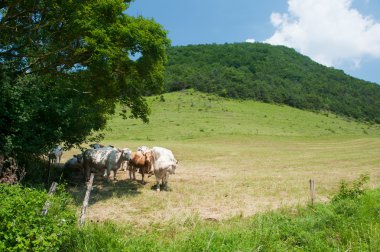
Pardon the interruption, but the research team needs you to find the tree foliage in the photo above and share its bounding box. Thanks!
[164,43,380,123]
[0,0,170,157]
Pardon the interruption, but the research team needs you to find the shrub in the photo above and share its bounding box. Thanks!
[333,174,369,201]
[0,183,76,251]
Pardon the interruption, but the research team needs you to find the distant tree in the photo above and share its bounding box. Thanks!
[0,0,170,157]
[164,43,380,123]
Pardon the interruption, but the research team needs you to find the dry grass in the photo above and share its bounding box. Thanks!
[62,135,380,226]
[59,91,380,226]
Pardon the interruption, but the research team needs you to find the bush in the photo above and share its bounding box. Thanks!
[333,174,369,201]
[0,184,76,251]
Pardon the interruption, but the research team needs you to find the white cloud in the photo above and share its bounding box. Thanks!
[246,38,256,43]
[264,0,380,68]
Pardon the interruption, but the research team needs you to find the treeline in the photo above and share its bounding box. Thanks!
[164,43,380,123]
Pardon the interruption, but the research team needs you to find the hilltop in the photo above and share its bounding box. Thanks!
[163,43,380,123]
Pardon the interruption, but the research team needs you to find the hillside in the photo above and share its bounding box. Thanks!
[163,43,380,123]
[104,90,380,142]
[80,90,380,226]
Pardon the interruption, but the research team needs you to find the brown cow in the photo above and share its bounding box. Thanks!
[127,150,153,184]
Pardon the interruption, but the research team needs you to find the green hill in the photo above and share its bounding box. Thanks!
[104,90,380,142]
[163,43,380,123]
[97,90,380,229]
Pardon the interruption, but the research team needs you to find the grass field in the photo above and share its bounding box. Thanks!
[62,187,380,251]
[63,90,380,226]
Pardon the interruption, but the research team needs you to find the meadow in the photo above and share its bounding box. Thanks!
[63,90,380,227]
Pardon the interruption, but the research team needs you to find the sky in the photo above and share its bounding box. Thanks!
[127,0,380,85]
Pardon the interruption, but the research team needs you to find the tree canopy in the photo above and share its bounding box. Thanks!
[164,43,380,123]
[0,0,170,157]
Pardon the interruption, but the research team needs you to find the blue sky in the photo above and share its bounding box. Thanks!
[127,0,380,84]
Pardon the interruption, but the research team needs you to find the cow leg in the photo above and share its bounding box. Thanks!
[129,170,136,180]
[128,166,132,180]
[162,173,170,190]
[103,169,111,181]
[128,164,135,180]
[107,169,111,181]
[113,169,117,180]
[155,174,161,192]
[156,181,160,192]
[129,170,133,180]
[141,172,145,184]
[85,165,91,182]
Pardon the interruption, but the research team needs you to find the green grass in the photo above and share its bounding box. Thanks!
[63,185,380,251]
[62,90,380,226]
[58,90,380,251]
[103,89,380,143]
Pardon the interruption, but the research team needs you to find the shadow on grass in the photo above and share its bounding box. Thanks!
[150,183,172,192]
[69,176,143,206]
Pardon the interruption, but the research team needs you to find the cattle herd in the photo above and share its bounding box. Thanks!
[49,144,178,192]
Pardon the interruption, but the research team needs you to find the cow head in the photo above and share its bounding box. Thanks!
[74,154,83,164]
[89,143,105,149]
[120,148,132,161]
[143,150,154,173]
[168,159,178,175]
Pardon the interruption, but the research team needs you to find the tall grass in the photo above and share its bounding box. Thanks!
[63,178,380,251]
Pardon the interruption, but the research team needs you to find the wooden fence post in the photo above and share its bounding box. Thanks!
[78,173,95,225]
[41,182,58,215]
[309,179,315,206]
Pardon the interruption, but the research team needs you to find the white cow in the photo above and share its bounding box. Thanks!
[48,146,63,165]
[151,147,178,192]
[83,147,132,181]
[63,154,83,170]
[137,146,150,154]
[62,154,84,180]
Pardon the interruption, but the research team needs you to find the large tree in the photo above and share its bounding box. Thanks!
[0,0,170,157]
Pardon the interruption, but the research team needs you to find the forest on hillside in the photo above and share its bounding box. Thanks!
[163,43,380,123]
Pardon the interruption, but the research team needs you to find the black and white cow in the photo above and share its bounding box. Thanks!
[82,147,131,181]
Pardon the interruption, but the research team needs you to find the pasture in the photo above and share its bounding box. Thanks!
[63,90,380,226]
